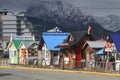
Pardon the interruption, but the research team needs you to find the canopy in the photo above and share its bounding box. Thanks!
[96,49,104,55]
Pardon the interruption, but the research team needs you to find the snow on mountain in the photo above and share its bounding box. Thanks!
[95,15,120,32]
[26,0,92,30]
[26,0,112,40]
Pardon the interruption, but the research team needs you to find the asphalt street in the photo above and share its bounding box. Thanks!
[0,68,120,80]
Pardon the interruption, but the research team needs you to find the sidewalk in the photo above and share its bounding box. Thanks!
[0,65,120,77]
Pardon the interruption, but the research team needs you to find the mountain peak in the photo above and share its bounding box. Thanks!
[95,15,120,32]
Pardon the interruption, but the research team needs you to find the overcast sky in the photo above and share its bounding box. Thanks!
[1,0,120,16]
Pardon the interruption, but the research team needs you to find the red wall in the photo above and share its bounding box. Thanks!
[75,40,85,64]
[76,48,81,62]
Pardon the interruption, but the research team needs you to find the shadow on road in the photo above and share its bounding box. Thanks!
[0,73,12,77]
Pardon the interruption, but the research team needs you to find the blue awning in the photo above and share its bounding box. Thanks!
[96,49,104,54]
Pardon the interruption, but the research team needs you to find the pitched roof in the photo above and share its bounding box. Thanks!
[71,31,87,41]
[67,31,87,46]
[47,27,62,32]
[97,38,106,42]
[86,41,106,48]
[110,32,120,52]
[13,40,34,49]
[55,31,94,48]
[42,32,69,50]
[22,41,34,48]
[13,40,22,49]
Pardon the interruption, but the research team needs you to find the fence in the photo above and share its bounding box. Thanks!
[0,58,9,66]
[1,58,120,74]
[24,59,120,73]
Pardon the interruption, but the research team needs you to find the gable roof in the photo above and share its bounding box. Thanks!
[71,31,87,41]
[13,40,34,49]
[66,31,87,47]
[55,31,94,48]
[97,38,106,42]
[13,40,22,49]
[22,41,34,48]
[86,41,106,48]
[42,32,69,50]
[110,32,120,52]
[69,31,95,46]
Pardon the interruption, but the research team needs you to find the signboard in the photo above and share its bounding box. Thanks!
[64,57,69,64]
[12,36,34,40]
[43,32,69,36]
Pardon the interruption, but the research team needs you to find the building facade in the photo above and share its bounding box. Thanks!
[38,27,69,66]
[1,9,33,51]
[0,11,3,44]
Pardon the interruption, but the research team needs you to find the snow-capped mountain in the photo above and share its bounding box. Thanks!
[95,15,120,32]
[26,0,111,40]
[1,0,120,33]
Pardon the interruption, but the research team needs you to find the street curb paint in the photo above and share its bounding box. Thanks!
[0,66,120,76]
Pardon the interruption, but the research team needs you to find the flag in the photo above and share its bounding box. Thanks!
[87,25,92,34]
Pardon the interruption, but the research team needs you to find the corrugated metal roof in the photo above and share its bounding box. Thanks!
[42,32,69,50]
[22,41,34,48]
[110,32,120,52]
[86,41,106,48]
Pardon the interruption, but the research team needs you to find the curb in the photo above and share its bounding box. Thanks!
[0,66,120,76]
[0,66,13,68]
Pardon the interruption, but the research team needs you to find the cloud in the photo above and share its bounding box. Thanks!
[0,0,40,12]
[68,0,120,16]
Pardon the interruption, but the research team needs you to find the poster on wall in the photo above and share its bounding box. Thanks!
[64,57,69,64]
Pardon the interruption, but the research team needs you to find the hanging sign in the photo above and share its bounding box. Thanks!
[13,36,34,40]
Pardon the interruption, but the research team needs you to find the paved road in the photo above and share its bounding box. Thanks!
[0,68,120,80]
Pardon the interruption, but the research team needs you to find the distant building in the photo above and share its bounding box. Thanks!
[1,9,33,51]
[0,11,3,44]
